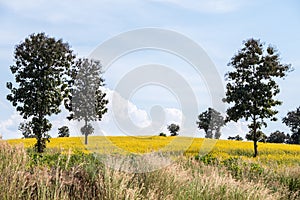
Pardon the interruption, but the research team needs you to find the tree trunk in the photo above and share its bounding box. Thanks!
[37,136,43,153]
[253,139,258,157]
[84,120,88,145]
[37,70,45,153]
[37,115,44,153]
[85,133,88,145]
[253,118,258,157]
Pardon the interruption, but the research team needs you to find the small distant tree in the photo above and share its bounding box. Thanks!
[7,33,75,152]
[168,124,180,136]
[228,136,235,140]
[283,107,300,144]
[266,131,286,143]
[236,135,243,141]
[19,121,35,138]
[80,123,94,137]
[223,39,291,157]
[58,126,70,137]
[159,132,166,137]
[67,58,108,144]
[196,107,224,139]
[228,135,243,141]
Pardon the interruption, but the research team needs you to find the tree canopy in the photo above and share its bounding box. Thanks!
[168,124,180,136]
[66,58,108,144]
[7,33,75,152]
[223,38,291,157]
[266,131,287,143]
[283,107,300,144]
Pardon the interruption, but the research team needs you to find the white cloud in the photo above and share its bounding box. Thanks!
[49,87,184,138]
[0,111,23,139]
[94,88,183,136]
[221,120,249,139]
[164,108,182,124]
[104,87,151,127]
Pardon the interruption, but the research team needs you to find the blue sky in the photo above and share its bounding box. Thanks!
[0,0,299,139]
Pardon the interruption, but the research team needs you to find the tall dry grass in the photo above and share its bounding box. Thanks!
[0,141,299,200]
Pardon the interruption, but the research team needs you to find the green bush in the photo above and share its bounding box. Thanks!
[159,132,166,137]
[195,153,218,165]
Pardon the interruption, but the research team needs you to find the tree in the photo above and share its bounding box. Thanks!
[19,121,35,138]
[196,107,224,139]
[168,124,180,136]
[223,39,291,157]
[67,58,108,144]
[228,135,243,141]
[245,131,267,143]
[283,107,300,144]
[7,33,75,152]
[58,126,70,137]
[159,132,166,137]
[266,130,286,143]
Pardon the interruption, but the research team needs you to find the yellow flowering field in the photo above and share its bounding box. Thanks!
[7,136,300,165]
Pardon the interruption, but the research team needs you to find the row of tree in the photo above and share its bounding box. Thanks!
[158,123,180,137]
[228,130,299,144]
[165,38,297,158]
[7,33,108,152]
[6,33,299,157]
[176,39,297,157]
[197,106,300,145]
[166,105,300,146]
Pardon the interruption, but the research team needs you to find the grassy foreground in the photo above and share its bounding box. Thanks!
[1,137,300,199]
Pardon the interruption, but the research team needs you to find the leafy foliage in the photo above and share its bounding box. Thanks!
[266,131,287,143]
[66,58,108,144]
[283,107,300,144]
[246,130,267,142]
[19,121,35,138]
[197,107,224,139]
[223,38,291,157]
[58,126,70,137]
[7,33,75,152]
[80,124,94,137]
[167,124,180,136]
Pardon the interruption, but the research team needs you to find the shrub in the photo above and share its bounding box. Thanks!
[159,132,166,137]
